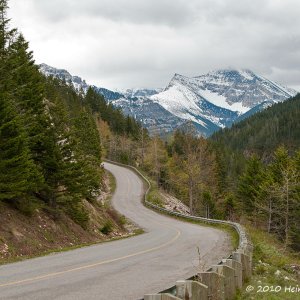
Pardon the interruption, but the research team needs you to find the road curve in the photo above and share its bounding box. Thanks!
[0,162,231,300]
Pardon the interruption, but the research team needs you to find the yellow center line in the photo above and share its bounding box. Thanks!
[0,228,181,288]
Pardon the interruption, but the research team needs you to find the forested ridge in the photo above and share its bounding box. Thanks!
[211,94,300,164]
[209,94,300,250]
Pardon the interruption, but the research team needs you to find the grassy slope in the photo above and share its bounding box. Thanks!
[237,226,300,300]
[0,171,138,265]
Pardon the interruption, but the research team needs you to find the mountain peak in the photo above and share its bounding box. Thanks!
[39,63,298,137]
[167,73,189,89]
[39,63,89,92]
[150,68,297,135]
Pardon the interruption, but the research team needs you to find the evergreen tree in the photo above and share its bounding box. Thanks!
[0,0,16,54]
[268,147,299,248]
[7,34,50,177]
[0,94,41,200]
[237,155,265,216]
[73,109,102,161]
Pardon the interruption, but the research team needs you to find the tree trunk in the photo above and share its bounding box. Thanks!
[189,179,193,215]
[284,179,290,249]
[268,199,272,233]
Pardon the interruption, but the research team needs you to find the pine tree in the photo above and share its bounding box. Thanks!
[237,155,265,217]
[7,34,50,174]
[0,1,42,202]
[43,79,103,206]
[0,0,16,54]
[0,94,41,200]
[268,147,299,248]
[73,109,102,161]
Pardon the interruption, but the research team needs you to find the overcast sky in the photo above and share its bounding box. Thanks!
[8,0,300,90]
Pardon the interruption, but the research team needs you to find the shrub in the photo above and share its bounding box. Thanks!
[100,220,113,235]
[66,203,89,229]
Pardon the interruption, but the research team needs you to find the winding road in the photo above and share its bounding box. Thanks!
[0,162,231,300]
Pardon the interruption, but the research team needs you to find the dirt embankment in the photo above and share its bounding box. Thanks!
[0,171,137,264]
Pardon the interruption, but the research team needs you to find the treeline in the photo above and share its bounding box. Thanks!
[211,94,300,187]
[0,0,101,225]
[212,94,300,155]
[0,0,142,227]
[83,87,146,164]
[207,95,300,250]
[237,148,300,250]
[104,122,222,218]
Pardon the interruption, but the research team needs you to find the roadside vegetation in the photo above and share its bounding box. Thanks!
[237,226,300,299]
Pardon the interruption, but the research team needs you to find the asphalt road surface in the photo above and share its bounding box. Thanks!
[0,162,231,300]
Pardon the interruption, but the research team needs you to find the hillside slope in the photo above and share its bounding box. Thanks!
[0,172,138,264]
[211,93,300,158]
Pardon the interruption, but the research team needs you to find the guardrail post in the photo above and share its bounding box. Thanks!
[144,294,181,300]
[176,280,208,299]
[222,258,243,289]
[242,243,253,270]
[197,271,225,300]
[232,251,251,282]
[211,265,235,300]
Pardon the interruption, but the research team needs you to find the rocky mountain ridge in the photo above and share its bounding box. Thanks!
[39,64,297,136]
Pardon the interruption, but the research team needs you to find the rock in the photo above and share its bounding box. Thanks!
[275,270,281,276]
[11,228,24,240]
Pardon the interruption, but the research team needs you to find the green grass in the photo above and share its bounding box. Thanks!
[236,226,300,300]
[147,187,164,207]
[135,169,164,208]
[107,170,116,194]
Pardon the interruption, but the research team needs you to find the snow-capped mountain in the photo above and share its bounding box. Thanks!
[39,63,89,92]
[147,69,297,135]
[39,64,297,136]
[120,88,163,98]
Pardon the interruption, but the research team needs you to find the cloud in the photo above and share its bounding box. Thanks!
[31,0,197,27]
[8,0,300,90]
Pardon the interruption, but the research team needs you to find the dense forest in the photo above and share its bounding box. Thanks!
[209,95,300,250]
[0,0,142,228]
[211,94,300,188]
[212,94,300,156]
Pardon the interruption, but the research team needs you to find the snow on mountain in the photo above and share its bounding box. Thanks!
[120,88,162,98]
[39,63,89,92]
[149,69,297,134]
[198,89,247,113]
[39,64,298,137]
